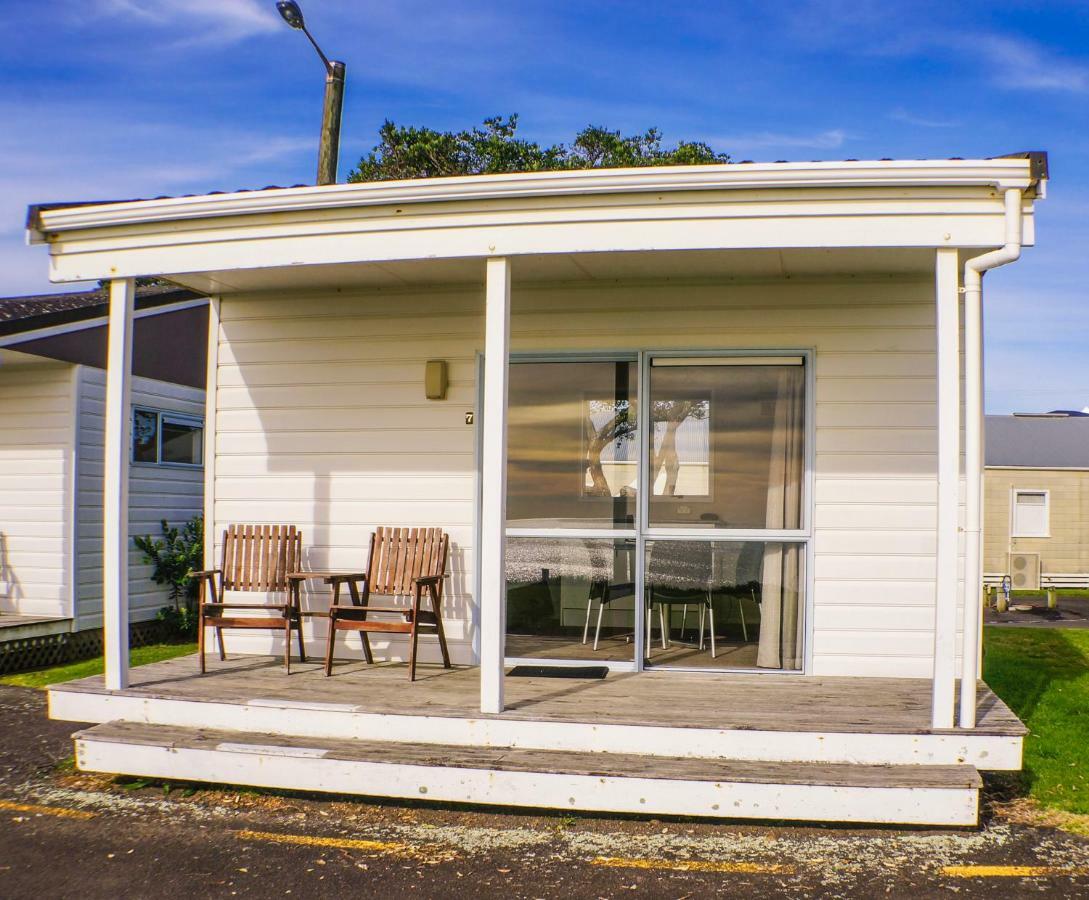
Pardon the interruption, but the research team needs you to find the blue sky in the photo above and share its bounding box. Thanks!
[2,0,1086,412]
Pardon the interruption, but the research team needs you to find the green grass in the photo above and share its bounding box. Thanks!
[0,642,198,690]
[983,626,1089,814]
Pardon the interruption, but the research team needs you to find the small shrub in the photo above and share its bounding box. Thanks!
[134,517,203,639]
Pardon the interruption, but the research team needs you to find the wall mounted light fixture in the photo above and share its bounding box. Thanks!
[425,360,448,400]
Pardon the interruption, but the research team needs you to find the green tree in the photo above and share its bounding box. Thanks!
[348,115,728,182]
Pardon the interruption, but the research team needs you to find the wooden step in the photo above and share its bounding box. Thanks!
[74,721,982,826]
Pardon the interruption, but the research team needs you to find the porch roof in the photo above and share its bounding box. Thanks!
[27,156,1046,291]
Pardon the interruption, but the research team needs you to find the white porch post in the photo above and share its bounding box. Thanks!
[959,274,984,728]
[203,296,220,567]
[931,249,960,729]
[103,278,135,690]
[480,257,511,714]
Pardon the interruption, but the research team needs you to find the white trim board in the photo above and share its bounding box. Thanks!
[49,686,1023,770]
[74,724,981,826]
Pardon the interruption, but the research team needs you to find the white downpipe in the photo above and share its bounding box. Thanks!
[959,188,1023,729]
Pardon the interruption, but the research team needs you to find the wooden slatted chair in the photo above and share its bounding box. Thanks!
[321,527,451,681]
[194,524,305,674]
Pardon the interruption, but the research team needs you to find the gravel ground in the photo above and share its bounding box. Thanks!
[1,684,1088,898]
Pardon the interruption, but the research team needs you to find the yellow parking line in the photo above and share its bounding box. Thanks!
[943,865,1088,878]
[0,799,95,820]
[236,829,413,855]
[592,856,794,875]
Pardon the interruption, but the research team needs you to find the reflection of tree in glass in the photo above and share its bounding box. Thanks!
[653,399,709,496]
[583,398,710,497]
[584,399,634,496]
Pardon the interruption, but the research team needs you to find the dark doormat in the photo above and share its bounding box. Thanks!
[507,665,609,679]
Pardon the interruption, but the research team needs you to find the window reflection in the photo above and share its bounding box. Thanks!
[649,362,804,529]
[644,539,804,671]
[507,361,638,528]
[506,538,636,662]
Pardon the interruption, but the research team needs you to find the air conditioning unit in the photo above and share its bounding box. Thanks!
[1008,552,1041,591]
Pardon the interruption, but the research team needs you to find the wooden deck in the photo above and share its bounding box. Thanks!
[55,653,1024,737]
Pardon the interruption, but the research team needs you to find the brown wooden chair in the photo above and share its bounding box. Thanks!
[193,524,305,674]
[319,527,451,681]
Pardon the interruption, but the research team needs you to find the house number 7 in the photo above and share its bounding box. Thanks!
[465,411,475,425]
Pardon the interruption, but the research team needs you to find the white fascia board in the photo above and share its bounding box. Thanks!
[31,159,1038,238]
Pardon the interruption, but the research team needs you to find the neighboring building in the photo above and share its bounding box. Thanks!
[0,285,207,661]
[985,413,1089,582]
[31,155,1046,826]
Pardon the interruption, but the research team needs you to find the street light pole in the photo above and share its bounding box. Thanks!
[317,61,346,187]
[276,1,345,186]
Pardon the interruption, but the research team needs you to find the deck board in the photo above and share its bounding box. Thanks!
[54,653,1025,736]
[78,721,983,788]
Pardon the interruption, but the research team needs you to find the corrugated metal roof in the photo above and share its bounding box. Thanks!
[985,414,1089,468]
[0,284,203,338]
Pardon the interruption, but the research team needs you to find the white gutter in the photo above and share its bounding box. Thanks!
[959,188,1024,730]
[28,158,1039,241]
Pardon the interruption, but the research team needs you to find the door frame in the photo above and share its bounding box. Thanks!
[474,348,816,675]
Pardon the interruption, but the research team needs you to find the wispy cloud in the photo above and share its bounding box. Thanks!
[0,98,315,293]
[973,34,1089,93]
[889,108,957,129]
[93,0,279,45]
[710,129,849,155]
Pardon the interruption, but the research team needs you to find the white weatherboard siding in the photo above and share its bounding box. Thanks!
[77,368,205,629]
[0,357,75,619]
[213,275,961,678]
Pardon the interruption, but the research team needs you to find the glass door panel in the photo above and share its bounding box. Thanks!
[648,360,804,530]
[642,539,804,671]
[505,359,638,663]
[507,361,638,529]
[506,537,637,662]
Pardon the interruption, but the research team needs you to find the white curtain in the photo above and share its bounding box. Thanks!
[757,368,804,669]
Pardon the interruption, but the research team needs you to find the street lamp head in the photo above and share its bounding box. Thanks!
[276,1,305,29]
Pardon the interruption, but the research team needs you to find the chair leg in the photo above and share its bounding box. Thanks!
[593,601,605,651]
[215,628,226,661]
[582,592,594,644]
[296,619,307,663]
[198,611,206,674]
[283,622,291,673]
[324,616,336,677]
[698,604,706,650]
[738,595,748,642]
[408,624,420,682]
[645,602,652,660]
[680,604,688,641]
[708,600,717,659]
[432,588,452,669]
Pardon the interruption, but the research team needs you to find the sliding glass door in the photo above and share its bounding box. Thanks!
[642,353,807,671]
[504,359,639,662]
[503,353,809,672]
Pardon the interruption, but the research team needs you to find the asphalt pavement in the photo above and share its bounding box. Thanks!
[1,684,1088,899]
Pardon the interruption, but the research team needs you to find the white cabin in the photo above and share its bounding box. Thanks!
[30,155,1047,825]
[0,289,206,658]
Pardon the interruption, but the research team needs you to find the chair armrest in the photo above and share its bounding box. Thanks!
[203,602,291,610]
[189,569,222,578]
[413,575,442,586]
